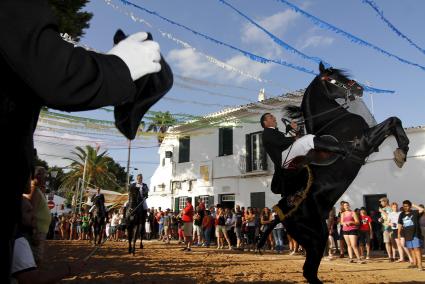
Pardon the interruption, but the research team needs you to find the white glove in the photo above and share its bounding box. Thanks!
[108,32,161,81]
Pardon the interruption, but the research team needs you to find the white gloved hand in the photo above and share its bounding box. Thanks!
[108,32,161,81]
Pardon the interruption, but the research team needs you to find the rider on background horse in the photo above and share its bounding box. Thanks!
[129,174,149,213]
[91,187,107,245]
[127,173,149,246]
[261,113,352,198]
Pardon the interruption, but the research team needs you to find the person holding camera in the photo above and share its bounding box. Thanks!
[378,197,394,262]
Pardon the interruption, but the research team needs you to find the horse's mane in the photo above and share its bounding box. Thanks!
[327,68,351,81]
[284,105,303,119]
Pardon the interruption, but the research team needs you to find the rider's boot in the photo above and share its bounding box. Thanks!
[313,136,352,157]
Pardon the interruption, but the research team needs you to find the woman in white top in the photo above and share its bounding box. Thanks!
[388,202,413,263]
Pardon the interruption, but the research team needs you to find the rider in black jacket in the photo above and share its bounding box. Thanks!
[261,113,350,196]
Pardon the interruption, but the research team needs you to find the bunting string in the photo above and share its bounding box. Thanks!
[274,0,425,72]
[174,74,259,92]
[174,82,253,102]
[360,0,425,56]
[116,0,393,93]
[117,0,318,75]
[218,0,329,66]
[104,0,271,83]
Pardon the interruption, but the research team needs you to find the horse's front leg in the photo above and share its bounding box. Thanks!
[127,225,133,254]
[362,117,409,167]
[132,223,140,255]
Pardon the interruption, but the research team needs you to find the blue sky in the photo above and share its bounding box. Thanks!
[37,0,425,185]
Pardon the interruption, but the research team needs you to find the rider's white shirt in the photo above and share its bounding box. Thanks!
[136,182,149,210]
[281,134,315,168]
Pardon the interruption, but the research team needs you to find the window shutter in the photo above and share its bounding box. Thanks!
[224,128,233,155]
[219,128,224,156]
[174,197,179,212]
[219,128,233,156]
[260,133,267,171]
[245,134,252,172]
[178,136,190,163]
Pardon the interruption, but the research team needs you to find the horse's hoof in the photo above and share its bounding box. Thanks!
[303,274,322,284]
[393,148,406,168]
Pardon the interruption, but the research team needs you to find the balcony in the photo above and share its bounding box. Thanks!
[239,155,268,175]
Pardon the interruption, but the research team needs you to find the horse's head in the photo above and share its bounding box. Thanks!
[318,62,363,101]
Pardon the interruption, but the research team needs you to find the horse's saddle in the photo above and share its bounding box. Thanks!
[292,135,340,168]
[272,165,314,222]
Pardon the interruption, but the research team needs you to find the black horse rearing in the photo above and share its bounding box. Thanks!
[258,63,409,284]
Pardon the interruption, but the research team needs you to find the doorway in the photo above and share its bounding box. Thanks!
[220,194,235,209]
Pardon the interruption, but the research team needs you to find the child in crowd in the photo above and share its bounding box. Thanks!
[358,207,373,260]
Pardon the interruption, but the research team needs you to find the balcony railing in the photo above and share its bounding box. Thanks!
[239,155,267,174]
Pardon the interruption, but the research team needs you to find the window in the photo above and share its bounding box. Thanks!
[245,132,267,172]
[171,181,181,194]
[195,195,214,209]
[219,128,233,156]
[156,183,165,192]
[221,194,235,202]
[175,196,190,211]
[178,136,190,163]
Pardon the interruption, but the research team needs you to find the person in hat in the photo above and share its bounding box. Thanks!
[0,1,173,279]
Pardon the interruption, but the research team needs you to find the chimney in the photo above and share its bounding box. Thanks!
[258,88,266,102]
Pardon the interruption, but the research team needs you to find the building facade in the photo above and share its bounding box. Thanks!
[149,91,425,213]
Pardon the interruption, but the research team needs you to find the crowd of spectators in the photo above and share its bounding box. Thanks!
[46,195,424,272]
[326,198,424,270]
[16,167,424,283]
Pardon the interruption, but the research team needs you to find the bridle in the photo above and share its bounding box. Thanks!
[284,75,363,135]
[321,75,362,102]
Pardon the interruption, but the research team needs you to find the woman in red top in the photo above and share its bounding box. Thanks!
[340,202,364,263]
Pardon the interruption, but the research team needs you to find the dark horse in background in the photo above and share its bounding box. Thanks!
[91,192,107,246]
[125,183,147,255]
[258,63,409,284]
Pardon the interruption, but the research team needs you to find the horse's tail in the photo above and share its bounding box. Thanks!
[284,105,303,119]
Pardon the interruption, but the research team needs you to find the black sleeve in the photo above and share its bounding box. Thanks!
[0,0,137,111]
[263,129,295,150]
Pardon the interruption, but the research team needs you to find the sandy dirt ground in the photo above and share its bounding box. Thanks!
[44,240,425,283]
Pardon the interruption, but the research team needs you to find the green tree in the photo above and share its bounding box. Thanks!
[60,145,123,196]
[146,111,177,144]
[48,0,93,41]
[104,157,130,193]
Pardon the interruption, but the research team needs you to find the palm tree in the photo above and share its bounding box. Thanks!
[60,145,122,195]
[146,111,177,144]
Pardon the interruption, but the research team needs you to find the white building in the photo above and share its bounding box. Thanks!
[149,90,425,213]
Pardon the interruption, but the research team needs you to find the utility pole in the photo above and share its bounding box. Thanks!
[73,178,80,213]
[80,155,88,213]
[126,139,131,192]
